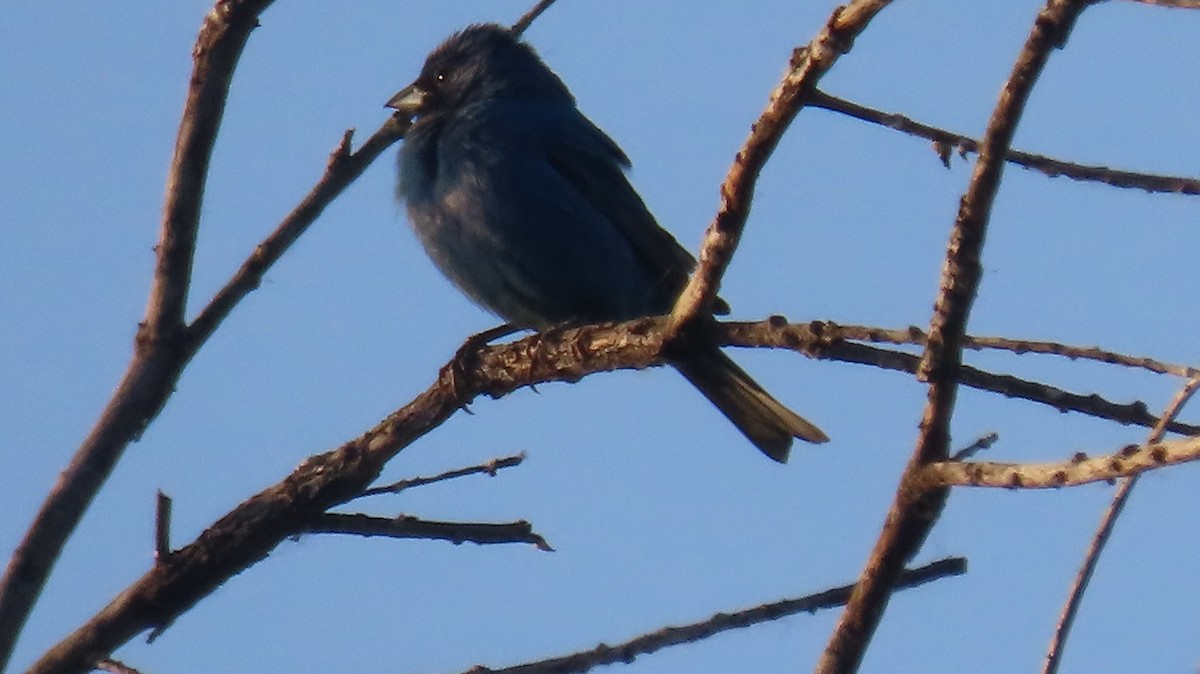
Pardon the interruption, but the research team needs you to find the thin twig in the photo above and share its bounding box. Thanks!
[810,90,1200,195]
[462,558,966,674]
[827,322,1198,378]
[818,4,1090,673]
[951,432,999,460]
[359,453,526,497]
[307,513,553,551]
[186,119,406,347]
[1042,376,1200,674]
[511,0,560,36]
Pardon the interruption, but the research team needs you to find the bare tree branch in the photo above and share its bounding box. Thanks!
[10,3,1195,673]
[511,0,560,36]
[822,322,1198,378]
[461,558,966,674]
[19,317,697,674]
[1042,376,1200,674]
[306,513,553,551]
[358,453,526,498]
[667,0,894,332]
[817,3,1090,672]
[810,90,1200,195]
[95,659,144,674]
[2,2,568,668]
[1122,0,1200,7]
[186,120,406,348]
[952,432,1000,460]
[720,320,1200,436]
[919,433,1200,489]
[24,296,1195,673]
[0,3,274,668]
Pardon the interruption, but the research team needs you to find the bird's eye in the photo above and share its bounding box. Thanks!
[420,71,446,94]
[423,71,445,92]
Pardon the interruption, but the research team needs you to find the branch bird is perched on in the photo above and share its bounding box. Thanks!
[388,23,827,461]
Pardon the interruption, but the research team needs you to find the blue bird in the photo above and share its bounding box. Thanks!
[388,24,827,461]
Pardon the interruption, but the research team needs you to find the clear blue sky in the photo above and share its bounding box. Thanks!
[3,2,1199,672]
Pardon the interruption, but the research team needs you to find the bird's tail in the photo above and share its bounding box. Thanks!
[672,347,827,463]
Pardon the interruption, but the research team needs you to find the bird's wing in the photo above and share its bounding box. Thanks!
[536,106,700,300]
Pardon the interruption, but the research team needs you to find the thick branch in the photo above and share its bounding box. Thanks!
[818,4,1090,673]
[21,318,1187,673]
[149,2,265,338]
[22,319,675,674]
[0,3,273,668]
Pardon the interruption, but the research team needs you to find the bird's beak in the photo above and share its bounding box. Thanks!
[385,83,426,116]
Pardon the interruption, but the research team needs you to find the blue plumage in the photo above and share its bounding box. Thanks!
[390,24,827,460]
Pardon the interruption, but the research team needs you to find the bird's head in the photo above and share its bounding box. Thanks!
[386,23,573,120]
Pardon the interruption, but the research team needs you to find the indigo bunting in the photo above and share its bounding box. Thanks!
[388,24,827,461]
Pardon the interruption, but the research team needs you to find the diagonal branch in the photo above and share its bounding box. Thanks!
[0,3,274,668]
[719,320,1200,436]
[18,317,1189,673]
[20,318,681,674]
[667,0,894,332]
[184,0,552,349]
[1042,376,1200,674]
[510,0,560,36]
[0,3,557,668]
[810,90,1200,195]
[461,558,966,674]
[817,3,1091,672]
[94,659,143,674]
[358,453,526,497]
[186,120,406,347]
